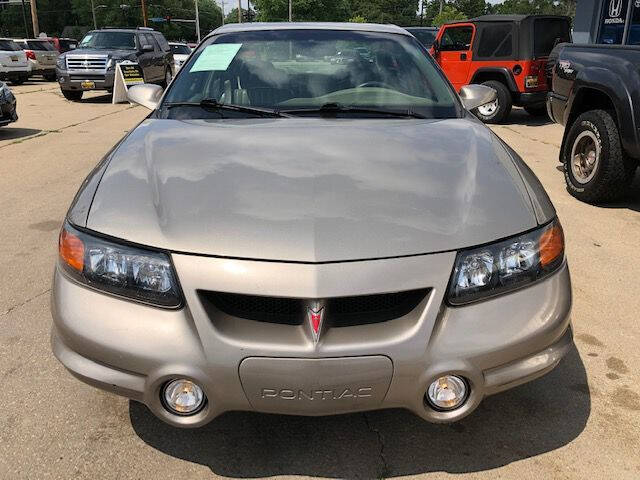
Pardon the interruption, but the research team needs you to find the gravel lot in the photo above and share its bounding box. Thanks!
[1,79,639,480]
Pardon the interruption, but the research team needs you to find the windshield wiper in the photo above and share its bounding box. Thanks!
[280,102,427,119]
[164,98,290,118]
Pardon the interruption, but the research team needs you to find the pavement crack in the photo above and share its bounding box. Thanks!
[1,288,51,317]
[0,105,138,150]
[363,412,389,479]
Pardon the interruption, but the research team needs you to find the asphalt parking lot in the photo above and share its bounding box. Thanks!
[1,79,639,480]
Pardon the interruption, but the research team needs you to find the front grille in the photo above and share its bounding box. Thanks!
[202,289,429,327]
[66,55,108,72]
[69,74,106,80]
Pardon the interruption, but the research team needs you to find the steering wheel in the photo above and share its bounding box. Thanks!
[357,81,394,89]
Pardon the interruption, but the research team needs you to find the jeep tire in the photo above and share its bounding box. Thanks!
[61,89,83,101]
[473,80,512,124]
[563,109,636,203]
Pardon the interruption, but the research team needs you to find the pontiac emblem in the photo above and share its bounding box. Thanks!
[307,301,324,344]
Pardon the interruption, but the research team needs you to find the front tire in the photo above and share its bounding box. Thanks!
[473,80,512,124]
[563,109,636,203]
[61,89,83,101]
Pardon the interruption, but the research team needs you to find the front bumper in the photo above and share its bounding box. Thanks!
[56,68,114,92]
[0,94,18,126]
[51,253,572,428]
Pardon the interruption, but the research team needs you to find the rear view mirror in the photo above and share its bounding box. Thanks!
[431,40,440,53]
[459,84,497,111]
[127,83,163,110]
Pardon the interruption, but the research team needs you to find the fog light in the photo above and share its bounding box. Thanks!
[163,379,205,415]
[426,375,468,411]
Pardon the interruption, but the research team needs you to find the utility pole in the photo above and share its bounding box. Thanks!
[439,0,443,15]
[195,0,201,42]
[237,0,242,22]
[30,0,39,36]
[90,0,97,29]
[221,0,225,25]
[20,0,29,37]
[141,0,148,27]
[288,0,292,21]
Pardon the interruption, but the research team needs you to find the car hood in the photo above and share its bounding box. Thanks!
[64,48,135,58]
[87,117,538,262]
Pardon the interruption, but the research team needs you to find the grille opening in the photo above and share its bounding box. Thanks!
[201,289,429,327]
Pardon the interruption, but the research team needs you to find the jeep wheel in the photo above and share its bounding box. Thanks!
[473,80,512,124]
[563,109,636,203]
[61,89,83,101]
[524,105,549,118]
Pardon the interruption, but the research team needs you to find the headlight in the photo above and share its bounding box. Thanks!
[56,56,65,69]
[58,222,183,308]
[448,219,564,305]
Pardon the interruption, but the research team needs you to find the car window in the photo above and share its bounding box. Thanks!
[164,29,459,119]
[0,40,21,51]
[154,33,170,52]
[171,44,191,55]
[407,29,437,48]
[79,32,137,50]
[142,33,158,50]
[534,18,571,56]
[439,26,473,51]
[626,3,640,44]
[476,24,513,58]
[27,40,56,51]
[59,39,77,50]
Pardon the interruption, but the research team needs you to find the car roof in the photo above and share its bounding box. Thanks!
[445,14,569,25]
[404,26,438,30]
[169,42,188,45]
[15,38,50,41]
[208,22,412,38]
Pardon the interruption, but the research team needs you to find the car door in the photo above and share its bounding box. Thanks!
[136,34,154,82]
[145,33,164,81]
[434,24,475,91]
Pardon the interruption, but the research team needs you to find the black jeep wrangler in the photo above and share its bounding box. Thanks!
[55,27,173,101]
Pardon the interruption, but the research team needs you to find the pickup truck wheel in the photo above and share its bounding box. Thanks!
[473,80,512,124]
[563,109,636,203]
[61,90,83,101]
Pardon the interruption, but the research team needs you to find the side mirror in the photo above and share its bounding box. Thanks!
[431,40,440,53]
[141,44,154,52]
[127,83,163,110]
[459,84,497,111]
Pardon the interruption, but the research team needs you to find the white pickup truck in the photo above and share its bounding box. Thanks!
[0,39,30,85]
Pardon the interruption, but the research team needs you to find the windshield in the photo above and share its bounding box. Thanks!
[171,44,191,55]
[79,32,136,50]
[27,40,56,51]
[406,29,437,48]
[0,40,21,51]
[163,29,458,119]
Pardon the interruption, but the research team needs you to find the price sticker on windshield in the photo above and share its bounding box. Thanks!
[190,43,242,72]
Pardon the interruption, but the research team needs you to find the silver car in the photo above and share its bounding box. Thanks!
[51,23,572,428]
[15,38,58,81]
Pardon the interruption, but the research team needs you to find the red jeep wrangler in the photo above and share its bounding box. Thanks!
[431,15,571,123]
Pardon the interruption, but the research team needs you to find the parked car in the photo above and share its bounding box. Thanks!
[0,38,30,85]
[432,15,571,123]
[55,27,173,101]
[44,37,78,54]
[51,22,572,428]
[14,38,59,81]
[0,81,18,127]
[405,26,439,48]
[169,42,191,72]
[548,46,640,203]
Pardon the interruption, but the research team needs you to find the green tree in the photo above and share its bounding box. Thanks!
[349,15,368,23]
[432,5,466,26]
[452,0,488,18]
[253,0,350,22]
[351,0,419,25]
[225,7,257,23]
